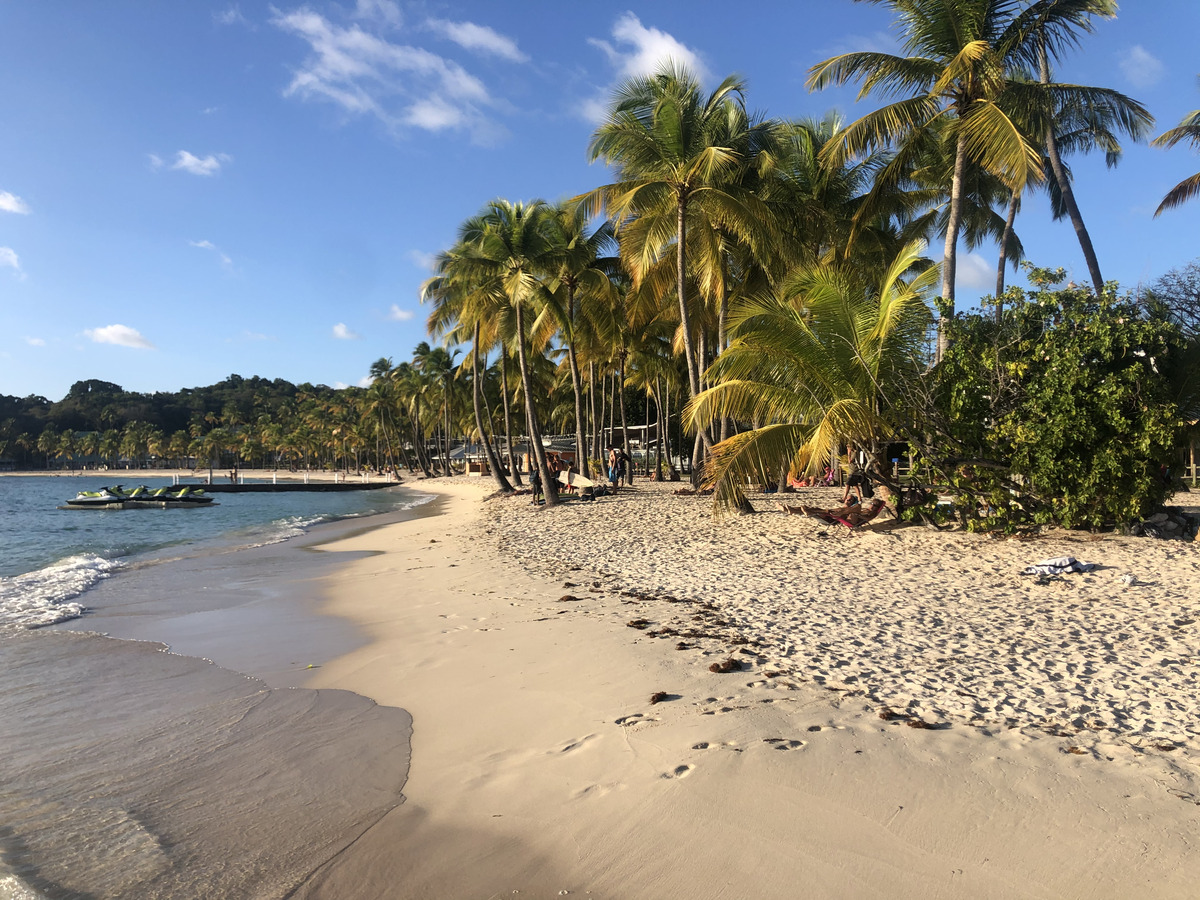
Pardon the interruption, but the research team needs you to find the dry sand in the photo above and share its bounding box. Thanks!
[301,477,1200,899]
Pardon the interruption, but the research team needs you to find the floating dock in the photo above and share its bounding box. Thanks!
[188,481,402,493]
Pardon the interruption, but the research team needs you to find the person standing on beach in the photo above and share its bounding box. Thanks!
[529,453,543,505]
[618,446,631,486]
[607,445,620,494]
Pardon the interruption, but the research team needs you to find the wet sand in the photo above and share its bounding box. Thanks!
[1,485,432,899]
[300,477,1200,899]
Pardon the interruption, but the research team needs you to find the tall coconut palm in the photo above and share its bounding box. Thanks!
[423,243,515,493]
[413,341,459,475]
[541,201,617,479]
[807,0,1115,359]
[688,240,937,513]
[581,62,775,434]
[1152,77,1200,216]
[452,199,566,506]
[1024,36,1153,295]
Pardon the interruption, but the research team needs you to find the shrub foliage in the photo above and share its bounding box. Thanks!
[914,277,1186,530]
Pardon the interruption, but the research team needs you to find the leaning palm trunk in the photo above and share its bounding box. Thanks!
[995,189,1020,307]
[443,389,454,476]
[618,353,630,482]
[938,130,968,363]
[499,348,522,486]
[472,323,513,493]
[515,302,558,506]
[567,341,588,478]
[1039,39,1104,298]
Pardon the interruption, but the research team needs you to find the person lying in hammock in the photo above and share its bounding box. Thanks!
[776,496,895,527]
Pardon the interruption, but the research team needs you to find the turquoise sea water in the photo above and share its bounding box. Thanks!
[0,475,430,899]
[0,475,429,627]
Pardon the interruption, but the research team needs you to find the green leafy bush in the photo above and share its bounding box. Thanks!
[923,277,1186,530]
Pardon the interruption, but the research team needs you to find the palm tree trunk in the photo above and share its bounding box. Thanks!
[589,361,599,466]
[499,347,522,486]
[567,342,588,478]
[644,386,652,476]
[515,301,558,506]
[719,291,730,443]
[472,323,513,492]
[938,129,969,363]
[995,188,1020,310]
[443,385,453,476]
[676,197,701,398]
[618,354,630,483]
[654,379,665,479]
[598,369,608,455]
[1039,38,1104,298]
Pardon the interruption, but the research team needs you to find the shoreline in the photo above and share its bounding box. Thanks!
[297,478,1200,898]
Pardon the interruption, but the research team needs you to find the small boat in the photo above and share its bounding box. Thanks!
[63,484,216,509]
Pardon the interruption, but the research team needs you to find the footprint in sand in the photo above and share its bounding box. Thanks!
[556,734,599,754]
[615,713,658,727]
[763,738,805,751]
[693,741,741,752]
[662,764,695,779]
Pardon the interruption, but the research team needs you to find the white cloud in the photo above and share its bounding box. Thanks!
[85,324,155,349]
[0,191,31,215]
[357,374,373,387]
[170,150,231,176]
[215,6,247,26]
[955,252,994,292]
[190,239,234,269]
[406,249,436,270]
[23,336,46,347]
[332,322,361,339]
[588,12,709,83]
[271,7,504,144]
[1118,45,1164,89]
[388,304,415,321]
[0,247,21,275]
[354,0,402,28]
[426,18,527,63]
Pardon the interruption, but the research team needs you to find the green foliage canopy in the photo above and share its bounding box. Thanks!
[926,281,1185,529]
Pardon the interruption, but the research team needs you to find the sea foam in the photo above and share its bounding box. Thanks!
[0,554,119,628]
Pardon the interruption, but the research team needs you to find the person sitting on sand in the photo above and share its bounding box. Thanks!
[777,496,894,526]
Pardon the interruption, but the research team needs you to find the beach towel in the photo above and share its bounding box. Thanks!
[1022,556,1096,576]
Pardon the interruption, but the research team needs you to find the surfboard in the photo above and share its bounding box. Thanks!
[557,470,595,490]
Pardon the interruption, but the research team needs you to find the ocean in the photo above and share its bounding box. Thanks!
[0,475,433,899]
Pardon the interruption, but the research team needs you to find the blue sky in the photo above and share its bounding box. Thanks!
[3,1,1198,402]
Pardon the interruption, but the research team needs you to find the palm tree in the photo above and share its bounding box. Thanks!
[450,199,566,506]
[541,201,617,479]
[807,0,1116,359]
[414,341,459,475]
[1025,37,1152,296]
[688,240,937,513]
[582,62,776,459]
[1152,77,1200,216]
[423,245,515,493]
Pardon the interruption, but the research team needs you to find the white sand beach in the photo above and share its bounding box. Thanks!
[300,477,1200,899]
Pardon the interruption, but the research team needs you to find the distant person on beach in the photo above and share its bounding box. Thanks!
[778,496,893,525]
[529,455,543,505]
[842,464,873,503]
[607,446,620,494]
[618,447,631,485]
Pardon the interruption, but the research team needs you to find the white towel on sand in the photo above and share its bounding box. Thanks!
[1022,556,1096,576]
